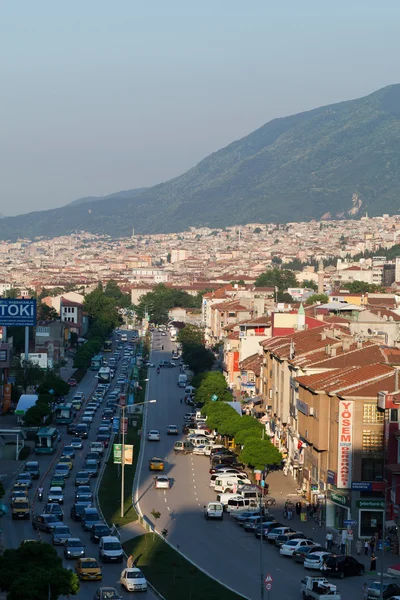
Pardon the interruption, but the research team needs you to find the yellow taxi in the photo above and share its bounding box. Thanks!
[12,497,30,520]
[11,482,29,495]
[58,456,73,470]
[75,557,102,581]
[149,457,165,471]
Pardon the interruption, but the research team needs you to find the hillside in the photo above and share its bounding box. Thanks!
[1,84,400,240]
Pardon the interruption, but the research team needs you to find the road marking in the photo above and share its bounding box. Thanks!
[167,506,171,512]
[164,497,167,502]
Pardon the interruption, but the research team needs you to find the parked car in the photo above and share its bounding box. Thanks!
[324,555,365,578]
[367,581,400,599]
[293,545,326,563]
[279,538,314,557]
[304,551,332,570]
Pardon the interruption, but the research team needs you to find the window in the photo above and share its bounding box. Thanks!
[390,408,399,422]
[361,457,383,480]
[363,403,385,424]
[362,430,384,453]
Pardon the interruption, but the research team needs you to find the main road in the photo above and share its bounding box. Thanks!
[137,331,374,600]
[2,333,157,600]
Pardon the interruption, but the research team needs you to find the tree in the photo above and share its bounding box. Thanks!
[104,280,131,308]
[255,268,297,291]
[36,302,59,321]
[0,541,79,600]
[181,343,214,375]
[343,281,385,294]
[194,372,232,404]
[239,437,282,470]
[37,372,70,397]
[5,288,20,298]
[177,324,204,347]
[302,279,318,291]
[305,293,329,305]
[84,287,120,329]
[166,252,171,263]
[24,401,51,426]
[12,358,44,393]
[271,255,282,265]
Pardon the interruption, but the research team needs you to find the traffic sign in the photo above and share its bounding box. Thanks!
[265,583,272,591]
[344,519,357,526]
[264,573,273,584]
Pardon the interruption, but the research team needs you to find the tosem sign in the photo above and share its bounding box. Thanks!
[0,299,37,327]
[337,400,354,489]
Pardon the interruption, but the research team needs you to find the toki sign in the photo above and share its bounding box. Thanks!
[0,299,37,327]
[337,400,354,489]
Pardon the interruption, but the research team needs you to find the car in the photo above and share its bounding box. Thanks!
[75,557,102,581]
[24,461,40,479]
[94,588,122,600]
[90,442,104,455]
[85,460,99,478]
[76,486,93,502]
[50,473,66,488]
[68,377,77,386]
[154,476,170,489]
[75,423,89,438]
[232,510,262,523]
[75,471,91,486]
[166,425,179,435]
[82,506,101,531]
[147,430,160,441]
[16,473,32,489]
[64,537,85,559]
[99,536,124,563]
[293,545,326,563]
[280,538,315,557]
[267,526,294,542]
[58,456,73,470]
[47,486,64,504]
[52,524,73,545]
[86,451,101,465]
[32,514,63,533]
[70,501,92,521]
[90,523,111,544]
[243,516,276,532]
[143,362,155,368]
[120,567,148,592]
[70,437,84,449]
[54,463,70,479]
[61,445,76,459]
[193,446,207,455]
[367,581,400,599]
[97,434,110,448]
[11,489,28,502]
[67,423,78,435]
[254,522,282,539]
[102,410,114,421]
[324,554,365,578]
[43,503,64,521]
[304,551,332,569]
[11,482,30,495]
[149,457,165,471]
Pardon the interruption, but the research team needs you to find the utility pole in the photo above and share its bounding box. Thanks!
[120,404,126,518]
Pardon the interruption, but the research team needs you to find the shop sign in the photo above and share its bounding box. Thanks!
[351,482,372,491]
[310,484,318,491]
[319,480,325,491]
[337,400,354,489]
[327,470,337,485]
[330,491,349,506]
[296,399,309,416]
[356,499,385,509]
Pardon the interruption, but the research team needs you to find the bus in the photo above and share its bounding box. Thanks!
[97,367,111,384]
[91,355,103,371]
[35,427,59,455]
[103,340,112,352]
[55,403,75,424]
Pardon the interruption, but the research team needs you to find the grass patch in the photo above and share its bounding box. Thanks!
[123,534,245,600]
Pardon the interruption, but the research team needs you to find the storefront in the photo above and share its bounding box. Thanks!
[357,499,385,539]
[326,490,351,530]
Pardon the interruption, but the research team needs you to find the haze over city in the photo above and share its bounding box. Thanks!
[2,0,400,216]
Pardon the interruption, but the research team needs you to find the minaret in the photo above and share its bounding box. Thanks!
[317,259,324,294]
[297,302,305,330]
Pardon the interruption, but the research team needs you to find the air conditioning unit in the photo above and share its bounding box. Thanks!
[269,390,273,399]
[309,407,314,416]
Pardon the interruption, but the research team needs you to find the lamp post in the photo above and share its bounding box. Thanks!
[119,399,156,518]
[380,482,400,600]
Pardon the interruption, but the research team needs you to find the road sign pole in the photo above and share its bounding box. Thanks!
[259,478,264,600]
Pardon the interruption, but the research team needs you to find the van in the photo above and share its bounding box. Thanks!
[216,493,258,511]
[214,476,251,493]
[12,497,30,519]
[174,441,194,454]
[99,535,123,562]
[210,472,249,487]
[82,507,101,531]
[24,461,40,480]
[178,374,187,388]
[186,435,209,447]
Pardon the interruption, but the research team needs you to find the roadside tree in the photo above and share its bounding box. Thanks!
[239,438,282,470]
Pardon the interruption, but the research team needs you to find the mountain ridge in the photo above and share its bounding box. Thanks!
[1,83,400,241]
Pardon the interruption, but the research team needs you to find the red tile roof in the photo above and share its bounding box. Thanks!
[239,353,262,376]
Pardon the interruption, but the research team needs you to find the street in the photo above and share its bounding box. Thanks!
[2,337,158,600]
[136,331,382,600]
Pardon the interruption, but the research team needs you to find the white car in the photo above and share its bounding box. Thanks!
[147,430,160,441]
[47,487,64,504]
[304,551,331,569]
[166,425,179,435]
[280,538,315,557]
[154,476,170,489]
[120,567,148,592]
[192,446,207,455]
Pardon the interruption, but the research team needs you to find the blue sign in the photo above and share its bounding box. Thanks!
[0,299,37,326]
[113,417,120,433]
[128,393,134,406]
[351,482,372,491]
[344,519,358,526]
[211,394,218,402]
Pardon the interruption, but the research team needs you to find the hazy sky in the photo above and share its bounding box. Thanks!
[1,0,400,216]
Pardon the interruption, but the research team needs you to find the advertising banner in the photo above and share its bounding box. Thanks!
[113,443,134,465]
[0,299,37,327]
[3,383,12,413]
[337,400,354,489]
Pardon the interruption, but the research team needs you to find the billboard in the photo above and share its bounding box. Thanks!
[0,299,37,327]
[337,400,354,489]
[113,443,134,465]
[28,353,48,369]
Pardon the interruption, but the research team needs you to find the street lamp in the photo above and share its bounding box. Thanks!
[380,483,400,600]
[119,399,157,518]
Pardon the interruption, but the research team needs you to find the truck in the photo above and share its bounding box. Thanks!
[300,577,341,600]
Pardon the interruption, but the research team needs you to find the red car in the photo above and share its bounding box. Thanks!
[67,378,77,387]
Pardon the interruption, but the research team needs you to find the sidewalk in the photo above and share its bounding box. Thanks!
[267,470,398,576]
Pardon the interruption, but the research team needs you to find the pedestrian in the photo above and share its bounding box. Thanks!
[326,532,333,551]
[296,501,301,516]
[361,583,368,600]
[369,537,375,555]
[356,539,362,556]
[340,529,348,555]
[127,555,134,568]
[370,553,377,572]
[364,540,369,556]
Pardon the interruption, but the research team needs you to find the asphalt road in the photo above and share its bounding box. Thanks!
[137,332,376,600]
[3,334,157,600]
